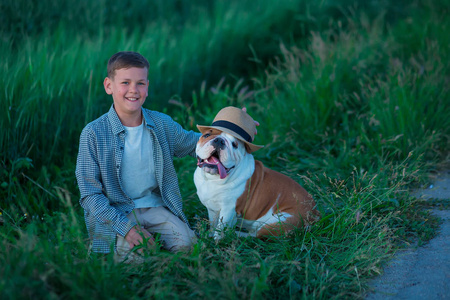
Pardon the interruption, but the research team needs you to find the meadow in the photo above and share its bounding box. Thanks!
[1,0,449,298]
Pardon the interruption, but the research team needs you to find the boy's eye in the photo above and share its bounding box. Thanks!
[121,82,129,85]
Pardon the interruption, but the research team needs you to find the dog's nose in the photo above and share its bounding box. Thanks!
[212,137,226,150]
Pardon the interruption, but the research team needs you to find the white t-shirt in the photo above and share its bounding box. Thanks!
[121,122,164,208]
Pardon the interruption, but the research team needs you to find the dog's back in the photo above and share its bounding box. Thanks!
[235,160,320,237]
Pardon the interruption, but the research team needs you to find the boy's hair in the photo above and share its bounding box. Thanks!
[107,51,150,78]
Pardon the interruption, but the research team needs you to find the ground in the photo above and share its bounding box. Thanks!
[367,171,450,299]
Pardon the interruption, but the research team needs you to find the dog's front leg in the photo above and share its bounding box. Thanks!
[207,208,220,229]
[214,207,237,241]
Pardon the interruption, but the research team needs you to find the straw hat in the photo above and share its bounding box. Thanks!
[197,106,264,153]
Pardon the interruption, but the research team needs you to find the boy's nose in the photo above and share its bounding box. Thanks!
[128,83,138,93]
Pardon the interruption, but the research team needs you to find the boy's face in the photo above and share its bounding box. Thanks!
[103,67,149,118]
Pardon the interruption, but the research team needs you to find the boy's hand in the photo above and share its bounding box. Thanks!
[241,107,260,135]
[125,225,155,252]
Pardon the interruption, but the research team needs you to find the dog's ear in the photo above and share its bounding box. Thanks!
[244,144,252,153]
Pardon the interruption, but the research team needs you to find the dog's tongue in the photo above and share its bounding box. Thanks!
[208,156,227,179]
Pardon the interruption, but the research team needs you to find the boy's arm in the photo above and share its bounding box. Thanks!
[170,119,201,158]
[75,127,136,238]
[171,121,201,157]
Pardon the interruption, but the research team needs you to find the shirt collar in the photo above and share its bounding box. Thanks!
[142,108,156,129]
[107,105,125,135]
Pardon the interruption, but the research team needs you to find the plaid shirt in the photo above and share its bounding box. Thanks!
[75,105,200,253]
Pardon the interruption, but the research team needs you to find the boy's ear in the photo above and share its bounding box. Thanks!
[103,77,113,95]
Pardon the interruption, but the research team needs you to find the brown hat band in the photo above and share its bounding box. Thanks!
[211,120,252,143]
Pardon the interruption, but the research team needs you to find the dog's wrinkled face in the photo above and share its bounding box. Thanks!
[196,129,248,179]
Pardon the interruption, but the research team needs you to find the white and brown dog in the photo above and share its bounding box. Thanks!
[194,106,320,240]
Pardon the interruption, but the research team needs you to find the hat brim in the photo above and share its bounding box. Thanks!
[197,124,264,153]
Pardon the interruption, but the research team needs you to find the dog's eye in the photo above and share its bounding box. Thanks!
[232,141,238,148]
[203,133,211,138]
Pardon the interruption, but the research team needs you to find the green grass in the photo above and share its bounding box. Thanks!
[1,0,449,299]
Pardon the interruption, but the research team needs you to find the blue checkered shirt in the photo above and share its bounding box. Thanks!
[75,105,201,253]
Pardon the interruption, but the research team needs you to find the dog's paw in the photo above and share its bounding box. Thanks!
[213,231,224,242]
[235,230,250,238]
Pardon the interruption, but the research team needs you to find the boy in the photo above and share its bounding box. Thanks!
[76,51,200,262]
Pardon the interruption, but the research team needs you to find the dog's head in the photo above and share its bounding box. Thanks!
[196,129,248,179]
[195,107,264,179]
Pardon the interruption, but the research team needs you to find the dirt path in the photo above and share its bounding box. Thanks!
[366,171,450,300]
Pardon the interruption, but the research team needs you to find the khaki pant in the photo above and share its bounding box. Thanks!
[115,207,196,263]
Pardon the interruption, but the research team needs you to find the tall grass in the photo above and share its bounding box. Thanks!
[0,0,423,167]
[1,0,449,298]
[1,0,309,168]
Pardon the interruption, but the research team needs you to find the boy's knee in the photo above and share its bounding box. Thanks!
[167,237,196,253]
[162,222,197,252]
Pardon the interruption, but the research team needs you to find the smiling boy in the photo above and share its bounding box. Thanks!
[76,51,200,262]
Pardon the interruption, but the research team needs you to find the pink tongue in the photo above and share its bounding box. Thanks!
[208,156,227,179]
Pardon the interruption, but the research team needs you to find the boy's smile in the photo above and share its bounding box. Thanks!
[103,67,149,126]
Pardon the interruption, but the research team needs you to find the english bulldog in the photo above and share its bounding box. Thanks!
[194,106,320,240]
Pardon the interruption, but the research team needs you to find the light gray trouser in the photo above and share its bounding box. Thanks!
[115,206,196,262]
